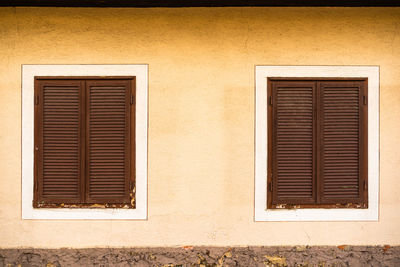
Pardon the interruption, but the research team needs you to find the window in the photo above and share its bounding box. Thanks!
[267,78,367,209]
[22,65,148,219]
[34,77,135,208]
[255,66,379,221]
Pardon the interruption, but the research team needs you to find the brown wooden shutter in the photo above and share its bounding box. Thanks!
[35,79,84,204]
[319,80,367,204]
[85,80,132,204]
[271,81,316,205]
[268,78,368,208]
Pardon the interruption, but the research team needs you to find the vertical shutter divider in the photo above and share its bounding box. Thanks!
[37,80,44,202]
[315,81,321,204]
[267,78,273,207]
[85,80,90,204]
[130,77,136,208]
[80,80,86,204]
[33,78,40,206]
[271,82,278,204]
[360,80,368,206]
[125,80,132,204]
[358,83,363,203]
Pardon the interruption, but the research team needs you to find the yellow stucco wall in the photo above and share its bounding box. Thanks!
[0,7,400,247]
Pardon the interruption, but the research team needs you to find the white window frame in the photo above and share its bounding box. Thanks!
[22,65,148,220]
[255,66,379,221]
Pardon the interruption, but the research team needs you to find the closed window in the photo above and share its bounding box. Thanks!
[267,78,368,209]
[33,77,135,208]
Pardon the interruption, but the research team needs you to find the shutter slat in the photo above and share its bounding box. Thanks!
[320,81,363,202]
[86,80,131,203]
[273,81,315,203]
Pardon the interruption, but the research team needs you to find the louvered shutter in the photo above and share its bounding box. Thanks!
[86,80,131,204]
[271,81,316,205]
[268,79,368,208]
[35,80,84,204]
[319,81,367,204]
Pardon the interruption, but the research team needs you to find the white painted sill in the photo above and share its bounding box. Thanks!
[22,65,148,220]
[254,65,379,222]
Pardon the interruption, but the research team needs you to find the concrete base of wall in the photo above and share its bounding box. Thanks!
[0,246,399,266]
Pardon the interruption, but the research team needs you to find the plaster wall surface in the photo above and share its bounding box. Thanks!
[0,7,399,247]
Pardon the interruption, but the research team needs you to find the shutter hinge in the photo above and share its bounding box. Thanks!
[269,96,273,105]
[35,95,39,105]
[130,94,134,105]
[364,180,367,190]
[363,95,367,105]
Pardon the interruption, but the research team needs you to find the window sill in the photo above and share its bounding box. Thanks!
[268,203,368,209]
[25,207,147,220]
[33,203,135,209]
[255,207,378,222]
